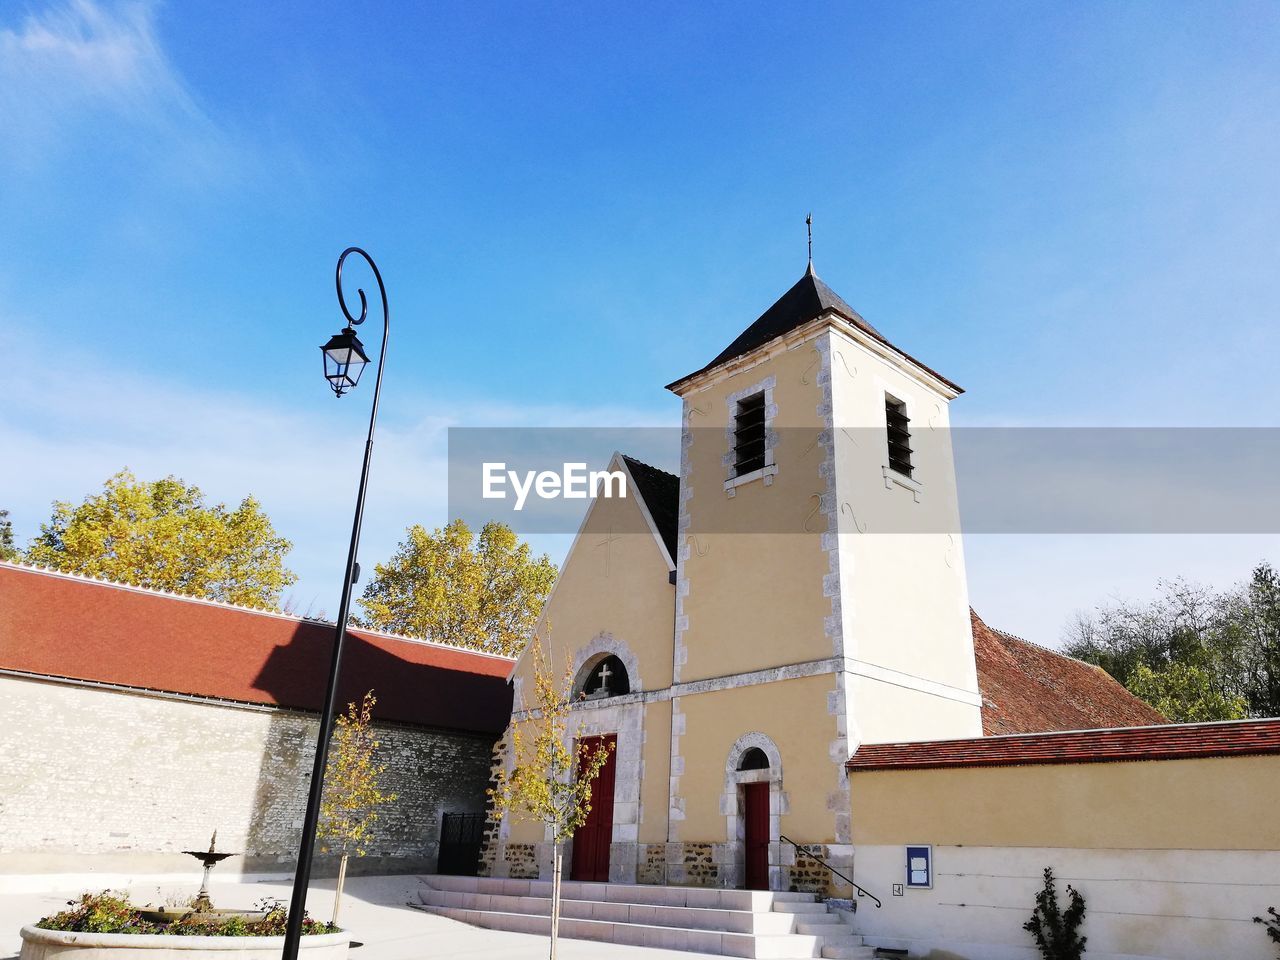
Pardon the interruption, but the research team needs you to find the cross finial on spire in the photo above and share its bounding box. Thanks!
[806,212,813,273]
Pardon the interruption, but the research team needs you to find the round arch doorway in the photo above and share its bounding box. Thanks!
[723,735,785,891]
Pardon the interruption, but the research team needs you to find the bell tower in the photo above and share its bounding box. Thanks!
[664,260,981,870]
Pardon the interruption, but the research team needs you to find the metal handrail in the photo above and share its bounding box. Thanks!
[778,834,882,909]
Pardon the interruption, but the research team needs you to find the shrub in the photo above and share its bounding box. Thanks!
[168,901,338,937]
[36,893,338,937]
[1255,907,1280,958]
[1023,867,1087,960]
[37,892,159,935]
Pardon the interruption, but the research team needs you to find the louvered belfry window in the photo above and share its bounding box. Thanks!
[733,391,767,477]
[885,396,914,478]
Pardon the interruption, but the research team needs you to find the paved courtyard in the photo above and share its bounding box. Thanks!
[0,874,722,960]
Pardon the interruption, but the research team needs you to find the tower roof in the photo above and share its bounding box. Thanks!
[666,265,961,394]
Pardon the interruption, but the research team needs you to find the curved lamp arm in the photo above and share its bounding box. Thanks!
[283,246,390,960]
[335,246,389,332]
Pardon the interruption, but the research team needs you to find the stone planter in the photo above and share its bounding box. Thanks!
[18,926,349,960]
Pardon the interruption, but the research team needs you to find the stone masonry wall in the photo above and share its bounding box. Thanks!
[0,674,497,876]
[783,844,836,895]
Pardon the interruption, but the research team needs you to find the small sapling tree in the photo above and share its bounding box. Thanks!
[317,690,397,926]
[1023,867,1087,960]
[489,635,613,960]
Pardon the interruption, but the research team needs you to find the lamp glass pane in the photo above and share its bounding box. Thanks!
[325,345,354,365]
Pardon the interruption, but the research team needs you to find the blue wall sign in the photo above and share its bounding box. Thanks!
[905,844,932,888]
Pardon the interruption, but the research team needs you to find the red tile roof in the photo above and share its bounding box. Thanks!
[0,562,513,735]
[972,609,1165,735]
[847,717,1280,771]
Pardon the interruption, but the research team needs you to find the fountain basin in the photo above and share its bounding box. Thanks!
[18,926,349,960]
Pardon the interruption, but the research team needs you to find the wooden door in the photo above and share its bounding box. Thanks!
[744,781,769,890]
[570,734,617,882]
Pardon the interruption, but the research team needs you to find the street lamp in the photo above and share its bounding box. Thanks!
[282,247,389,960]
[320,327,370,397]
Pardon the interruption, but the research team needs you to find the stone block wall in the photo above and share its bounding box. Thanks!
[0,674,497,876]
[783,843,836,894]
[501,843,538,879]
[635,843,665,884]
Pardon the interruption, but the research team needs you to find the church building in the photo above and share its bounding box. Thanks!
[482,262,1166,891]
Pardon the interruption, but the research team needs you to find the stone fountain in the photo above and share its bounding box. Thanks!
[181,830,236,912]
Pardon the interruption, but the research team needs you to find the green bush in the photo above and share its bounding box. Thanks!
[36,892,159,934]
[1023,867,1087,960]
[168,901,338,937]
[36,892,338,937]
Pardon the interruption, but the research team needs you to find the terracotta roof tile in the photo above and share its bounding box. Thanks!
[972,609,1165,735]
[0,562,513,734]
[847,717,1280,770]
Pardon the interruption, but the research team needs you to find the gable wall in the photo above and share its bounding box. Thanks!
[500,485,676,867]
[516,485,676,696]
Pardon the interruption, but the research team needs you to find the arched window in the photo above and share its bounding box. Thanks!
[581,654,630,699]
[738,747,770,771]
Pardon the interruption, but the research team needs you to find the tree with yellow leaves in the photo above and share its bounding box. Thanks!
[25,469,296,608]
[357,519,556,656]
[317,690,397,926]
[489,636,612,960]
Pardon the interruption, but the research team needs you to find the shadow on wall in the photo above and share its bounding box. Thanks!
[243,622,509,877]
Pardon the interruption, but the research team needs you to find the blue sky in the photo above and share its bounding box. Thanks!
[2,0,1278,641]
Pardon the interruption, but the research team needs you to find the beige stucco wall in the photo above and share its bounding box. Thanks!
[677,343,833,682]
[850,756,1280,849]
[848,756,1280,960]
[513,471,675,698]
[639,700,672,844]
[677,673,838,841]
[502,474,675,855]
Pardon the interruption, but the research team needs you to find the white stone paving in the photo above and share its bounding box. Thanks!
[0,874,728,960]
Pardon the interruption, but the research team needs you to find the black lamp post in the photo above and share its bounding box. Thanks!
[282,247,389,960]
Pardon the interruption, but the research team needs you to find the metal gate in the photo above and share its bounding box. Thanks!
[437,812,484,876]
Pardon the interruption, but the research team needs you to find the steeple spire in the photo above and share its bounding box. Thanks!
[806,212,813,273]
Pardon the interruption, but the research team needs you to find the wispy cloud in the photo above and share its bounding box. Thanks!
[0,0,226,174]
[0,328,669,612]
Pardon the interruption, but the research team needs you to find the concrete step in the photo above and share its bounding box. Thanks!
[414,876,858,959]
[418,886,799,935]
[772,901,830,914]
[793,915,847,934]
[419,874,816,910]
[820,945,877,959]
[414,903,826,958]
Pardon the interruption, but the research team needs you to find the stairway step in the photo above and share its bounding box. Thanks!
[794,917,846,935]
[820,946,877,959]
[772,901,830,914]
[418,874,816,910]
[418,887,798,935]
[415,903,825,958]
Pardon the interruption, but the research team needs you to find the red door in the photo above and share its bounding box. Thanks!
[570,734,617,882]
[744,782,769,890]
